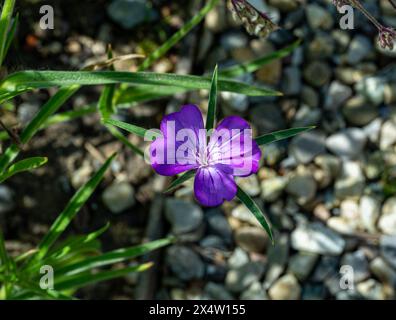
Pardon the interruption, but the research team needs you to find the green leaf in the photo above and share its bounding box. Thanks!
[54,263,153,291]
[0,231,10,271]
[164,170,196,194]
[138,0,220,71]
[98,46,116,120]
[105,125,145,158]
[219,40,301,78]
[0,0,16,66]
[0,157,48,183]
[236,186,273,243]
[0,85,80,174]
[103,118,148,138]
[54,238,173,276]
[3,12,18,60]
[29,153,116,263]
[255,126,315,146]
[206,65,218,131]
[0,71,281,103]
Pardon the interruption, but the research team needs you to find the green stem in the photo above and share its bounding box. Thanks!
[0,0,16,67]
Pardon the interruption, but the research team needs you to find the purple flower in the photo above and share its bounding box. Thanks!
[150,104,261,207]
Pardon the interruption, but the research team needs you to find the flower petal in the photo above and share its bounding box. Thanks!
[194,166,237,207]
[150,104,204,176]
[208,116,261,177]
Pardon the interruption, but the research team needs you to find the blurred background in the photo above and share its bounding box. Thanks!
[1,0,396,300]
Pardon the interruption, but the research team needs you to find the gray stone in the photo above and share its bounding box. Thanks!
[250,104,286,134]
[268,274,301,300]
[355,76,385,106]
[165,199,204,235]
[281,67,301,95]
[264,234,289,288]
[347,35,373,65]
[102,181,135,214]
[380,235,396,269]
[204,282,234,300]
[206,209,233,244]
[342,95,378,126]
[291,222,346,255]
[378,197,396,235]
[0,185,14,215]
[359,195,381,233]
[357,279,386,300]
[326,128,367,159]
[324,81,353,111]
[226,262,265,293]
[288,253,318,281]
[290,131,326,164]
[303,61,332,87]
[380,119,396,150]
[286,169,317,205]
[228,247,249,269]
[292,105,322,127]
[107,0,157,29]
[240,281,268,300]
[235,227,268,253]
[335,161,365,199]
[220,31,249,50]
[370,257,396,287]
[235,175,261,197]
[311,256,339,282]
[341,250,370,283]
[261,176,287,202]
[166,246,205,281]
[306,4,333,29]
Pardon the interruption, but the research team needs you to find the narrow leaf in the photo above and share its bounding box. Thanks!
[0,0,16,66]
[164,170,196,194]
[105,125,144,157]
[103,118,147,138]
[0,71,281,102]
[0,157,48,183]
[219,40,301,78]
[236,186,273,243]
[255,126,315,146]
[206,65,218,131]
[55,263,153,291]
[55,238,172,276]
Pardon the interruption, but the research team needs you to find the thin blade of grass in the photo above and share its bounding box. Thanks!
[138,0,220,71]
[30,153,116,263]
[236,186,273,244]
[206,65,218,131]
[103,118,147,138]
[0,71,281,100]
[255,126,315,146]
[3,12,18,59]
[219,40,301,78]
[0,0,16,66]
[164,170,196,194]
[105,125,144,158]
[55,263,153,291]
[54,238,173,276]
[0,157,48,183]
[0,85,80,174]
[98,46,116,120]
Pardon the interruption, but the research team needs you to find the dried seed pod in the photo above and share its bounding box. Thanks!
[229,0,279,38]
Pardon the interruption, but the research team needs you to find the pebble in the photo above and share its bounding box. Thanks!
[264,234,289,288]
[107,0,157,29]
[291,222,346,255]
[102,181,135,214]
[206,208,233,244]
[281,67,302,95]
[166,246,205,281]
[261,176,287,202]
[292,105,322,127]
[225,262,265,293]
[370,257,396,287]
[380,119,396,150]
[306,4,333,29]
[342,95,378,126]
[268,274,301,300]
[311,256,339,282]
[378,197,396,235]
[290,131,326,164]
[359,195,381,233]
[357,279,386,300]
[204,283,234,300]
[324,81,353,111]
[286,168,317,205]
[355,76,385,106]
[326,128,367,159]
[235,175,261,197]
[347,35,373,65]
[0,185,14,215]
[165,199,204,235]
[341,250,370,283]
[380,235,396,269]
[303,61,332,87]
[235,227,268,253]
[231,204,261,227]
[335,161,365,199]
[228,247,250,269]
[250,104,286,134]
[240,281,268,300]
[288,253,318,281]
